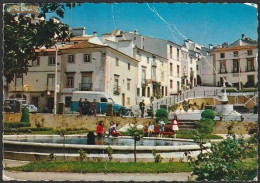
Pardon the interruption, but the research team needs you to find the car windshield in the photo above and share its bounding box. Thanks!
[107,98,114,103]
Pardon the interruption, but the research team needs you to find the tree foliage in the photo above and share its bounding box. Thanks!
[155,108,168,124]
[201,109,215,120]
[4,3,78,83]
[190,135,257,181]
[20,107,30,123]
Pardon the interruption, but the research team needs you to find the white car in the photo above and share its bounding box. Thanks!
[26,104,38,113]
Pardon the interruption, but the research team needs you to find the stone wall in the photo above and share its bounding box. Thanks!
[213,121,256,134]
[3,113,152,131]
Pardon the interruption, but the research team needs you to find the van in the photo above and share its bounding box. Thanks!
[71,91,122,114]
[4,99,21,112]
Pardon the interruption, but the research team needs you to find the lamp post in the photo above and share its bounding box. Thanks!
[54,45,58,114]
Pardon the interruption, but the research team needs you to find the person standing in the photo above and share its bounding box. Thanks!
[78,98,83,115]
[139,99,145,118]
[84,98,89,116]
[147,121,154,137]
[158,118,165,138]
[92,99,97,116]
[171,115,179,138]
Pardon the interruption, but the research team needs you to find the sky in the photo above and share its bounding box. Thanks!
[46,3,257,47]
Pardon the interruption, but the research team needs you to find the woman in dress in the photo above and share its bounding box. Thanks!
[171,115,179,138]
[147,121,154,137]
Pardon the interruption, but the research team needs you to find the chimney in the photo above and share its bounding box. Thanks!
[72,27,86,36]
[134,29,138,35]
[222,42,228,48]
[242,34,246,40]
[93,31,97,37]
[209,44,213,49]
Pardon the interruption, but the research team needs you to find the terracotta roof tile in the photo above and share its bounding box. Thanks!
[214,45,257,52]
[70,36,94,41]
[59,41,106,50]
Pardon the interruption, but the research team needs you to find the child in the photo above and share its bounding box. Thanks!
[147,121,154,137]
[158,118,165,138]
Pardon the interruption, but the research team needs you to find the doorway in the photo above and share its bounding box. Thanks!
[31,97,39,107]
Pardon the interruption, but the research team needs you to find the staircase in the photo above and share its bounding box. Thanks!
[178,120,196,130]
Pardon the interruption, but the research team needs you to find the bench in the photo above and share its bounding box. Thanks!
[143,125,174,137]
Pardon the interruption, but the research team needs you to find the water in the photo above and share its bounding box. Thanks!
[12,136,195,146]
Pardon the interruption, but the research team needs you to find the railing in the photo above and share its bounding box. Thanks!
[10,86,23,91]
[46,85,54,91]
[131,88,258,114]
[232,68,239,73]
[246,67,255,72]
[79,83,93,91]
[113,85,121,95]
[219,69,227,74]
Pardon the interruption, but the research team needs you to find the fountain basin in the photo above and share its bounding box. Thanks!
[3,135,211,162]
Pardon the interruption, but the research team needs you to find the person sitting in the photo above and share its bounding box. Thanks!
[96,121,105,138]
[111,122,122,137]
[108,121,115,137]
[147,121,154,137]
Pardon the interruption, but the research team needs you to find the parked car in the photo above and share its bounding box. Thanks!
[25,104,38,113]
[4,99,21,112]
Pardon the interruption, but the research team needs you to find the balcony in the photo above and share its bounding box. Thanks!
[113,85,121,95]
[79,83,93,91]
[219,68,227,74]
[246,67,255,72]
[10,86,23,91]
[46,85,54,91]
[152,60,157,67]
[232,68,239,73]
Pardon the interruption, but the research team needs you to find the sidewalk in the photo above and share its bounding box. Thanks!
[3,159,192,181]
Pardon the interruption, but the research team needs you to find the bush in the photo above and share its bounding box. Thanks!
[194,118,214,140]
[20,107,30,123]
[201,109,215,120]
[4,122,31,128]
[155,109,168,124]
[190,136,257,181]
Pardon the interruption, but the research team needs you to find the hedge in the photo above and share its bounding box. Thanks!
[4,122,31,128]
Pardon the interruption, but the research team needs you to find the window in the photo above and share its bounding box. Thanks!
[81,72,92,91]
[114,75,120,94]
[170,80,173,89]
[66,76,74,88]
[142,87,146,97]
[177,65,180,77]
[48,56,55,65]
[101,98,108,102]
[247,50,253,56]
[15,73,23,87]
[147,57,149,64]
[233,59,239,72]
[170,63,173,76]
[177,48,180,60]
[137,88,140,96]
[134,37,136,40]
[127,79,131,90]
[127,98,130,105]
[47,74,55,90]
[233,51,238,57]
[190,57,192,64]
[147,87,150,97]
[196,65,199,70]
[65,97,72,107]
[84,54,91,62]
[116,58,119,66]
[247,58,254,71]
[68,55,74,63]
[220,62,226,73]
[170,45,173,58]
[128,63,131,70]
[152,67,156,80]
[220,53,225,58]
[32,58,40,66]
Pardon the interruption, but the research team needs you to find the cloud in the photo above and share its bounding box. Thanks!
[244,3,257,9]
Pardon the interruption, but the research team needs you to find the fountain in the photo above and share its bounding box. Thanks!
[215,82,241,117]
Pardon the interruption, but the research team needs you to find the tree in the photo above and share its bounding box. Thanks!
[3,3,78,83]
[20,107,30,123]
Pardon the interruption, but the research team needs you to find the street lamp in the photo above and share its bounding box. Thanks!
[54,45,58,114]
[230,52,247,91]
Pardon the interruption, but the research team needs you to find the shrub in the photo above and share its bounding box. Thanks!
[201,109,215,120]
[107,146,113,162]
[152,149,163,163]
[155,109,168,124]
[4,122,31,128]
[78,149,87,162]
[20,107,30,123]
[190,136,257,181]
[194,118,214,143]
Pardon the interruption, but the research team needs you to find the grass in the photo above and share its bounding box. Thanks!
[7,161,192,173]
